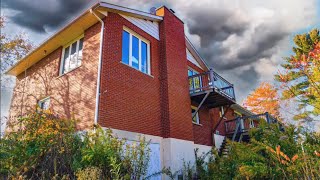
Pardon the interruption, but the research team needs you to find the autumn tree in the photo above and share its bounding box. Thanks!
[308,42,320,116]
[0,16,33,134]
[0,16,33,85]
[243,82,280,118]
[275,29,320,121]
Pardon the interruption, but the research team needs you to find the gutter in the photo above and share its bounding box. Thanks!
[90,8,106,127]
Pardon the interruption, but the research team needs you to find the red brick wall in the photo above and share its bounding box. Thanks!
[157,7,193,141]
[9,23,101,130]
[192,106,214,146]
[192,105,239,145]
[98,13,162,136]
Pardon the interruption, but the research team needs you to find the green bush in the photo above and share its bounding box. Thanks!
[0,112,151,179]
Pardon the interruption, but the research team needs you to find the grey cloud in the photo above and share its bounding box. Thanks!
[187,8,249,47]
[2,0,95,32]
[237,24,288,61]
[186,11,288,71]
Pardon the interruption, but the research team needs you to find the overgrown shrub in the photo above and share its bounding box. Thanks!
[193,123,320,180]
[0,112,80,179]
[0,112,151,179]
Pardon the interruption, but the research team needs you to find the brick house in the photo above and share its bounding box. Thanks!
[6,1,272,177]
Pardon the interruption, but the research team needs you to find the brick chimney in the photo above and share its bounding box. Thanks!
[157,7,193,141]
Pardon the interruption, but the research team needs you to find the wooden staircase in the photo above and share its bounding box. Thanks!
[218,138,231,157]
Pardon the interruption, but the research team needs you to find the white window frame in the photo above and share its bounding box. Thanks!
[38,97,51,110]
[60,35,84,75]
[191,106,200,124]
[122,27,151,75]
[219,106,227,119]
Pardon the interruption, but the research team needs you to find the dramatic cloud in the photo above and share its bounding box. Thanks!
[2,0,319,102]
[2,0,94,32]
[173,0,318,101]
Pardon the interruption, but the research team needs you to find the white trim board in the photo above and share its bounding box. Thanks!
[120,14,160,40]
[187,48,203,69]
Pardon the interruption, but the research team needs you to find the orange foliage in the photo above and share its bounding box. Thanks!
[243,82,280,118]
[267,145,299,165]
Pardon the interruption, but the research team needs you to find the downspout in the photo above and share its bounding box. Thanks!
[90,8,105,127]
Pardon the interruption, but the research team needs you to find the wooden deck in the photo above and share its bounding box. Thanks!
[189,69,236,108]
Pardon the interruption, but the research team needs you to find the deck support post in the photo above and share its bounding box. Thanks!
[192,91,210,119]
[266,112,270,124]
[232,117,241,141]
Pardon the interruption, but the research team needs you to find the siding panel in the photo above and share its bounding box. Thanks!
[120,14,160,40]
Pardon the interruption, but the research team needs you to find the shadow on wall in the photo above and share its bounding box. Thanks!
[8,23,101,130]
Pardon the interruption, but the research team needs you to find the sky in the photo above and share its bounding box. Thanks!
[1,0,320,131]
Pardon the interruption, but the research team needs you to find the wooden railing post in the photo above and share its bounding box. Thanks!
[232,84,236,101]
[209,68,214,88]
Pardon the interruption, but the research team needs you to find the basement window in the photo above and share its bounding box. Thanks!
[60,35,84,75]
[38,97,50,110]
[191,106,200,124]
[122,27,150,74]
[219,106,227,119]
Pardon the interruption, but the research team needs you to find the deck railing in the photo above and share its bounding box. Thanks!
[188,69,236,101]
[224,112,277,134]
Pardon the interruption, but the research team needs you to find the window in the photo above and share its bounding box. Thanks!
[219,106,224,117]
[250,120,255,128]
[122,28,150,74]
[191,106,200,124]
[38,97,50,110]
[60,36,84,75]
[188,68,202,91]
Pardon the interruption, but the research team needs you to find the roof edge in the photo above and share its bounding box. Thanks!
[99,2,163,21]
[185,36,210,70]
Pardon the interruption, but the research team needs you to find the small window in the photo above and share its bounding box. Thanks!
[60,36,84,75]
[121,28,150,74]
[219,106,224,117]
[191,106,200,124]
[250,120,255,128]
[38,97,50,110]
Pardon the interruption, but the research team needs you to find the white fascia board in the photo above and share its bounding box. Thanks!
[99,2,163,22]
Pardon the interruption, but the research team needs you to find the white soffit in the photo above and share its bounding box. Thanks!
[186,49,203,69]
[120,14,160,40]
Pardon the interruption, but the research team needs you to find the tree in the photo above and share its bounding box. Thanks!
[0,16,33,136]
[243,82,280,118]
[0,16,33,82]
[308,42,320,116]
[275,29,320,121]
